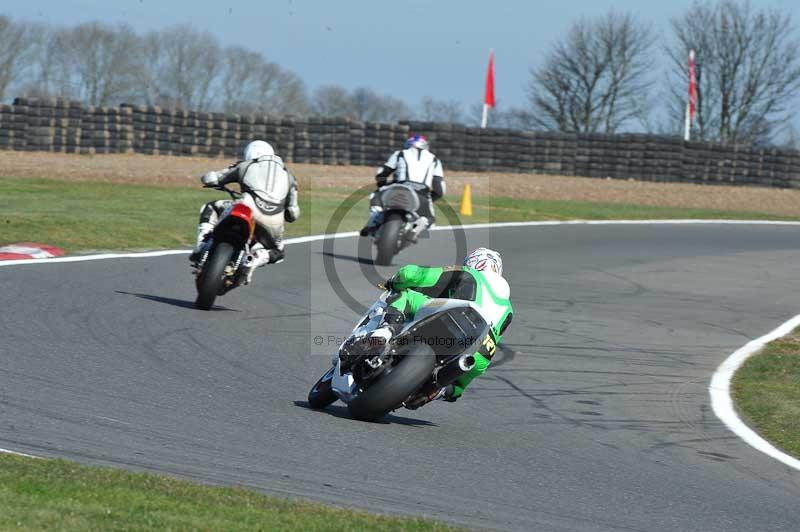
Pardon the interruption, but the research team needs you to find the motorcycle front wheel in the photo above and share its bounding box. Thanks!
[308,367,338,409]
[195,241,235,310]
[347,345,435,422]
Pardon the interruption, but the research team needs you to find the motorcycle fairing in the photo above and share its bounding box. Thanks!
[331,359,358,402]
[329,297,490,404]
[228,203,256,238]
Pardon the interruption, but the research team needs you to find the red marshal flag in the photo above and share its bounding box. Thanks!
[484,50,496,108]
[688,49,697,120]
[481,50,495,128]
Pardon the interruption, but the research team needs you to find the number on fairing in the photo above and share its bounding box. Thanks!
[479,335,496,359]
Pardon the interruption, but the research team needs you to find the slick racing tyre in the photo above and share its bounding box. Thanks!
[195,241,235,310]
[347,345,435,422]
[375,212,403,266]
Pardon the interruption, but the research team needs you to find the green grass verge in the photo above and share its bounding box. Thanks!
[0,454,457,531]
[1,177,796,253]
[732,328,800,458]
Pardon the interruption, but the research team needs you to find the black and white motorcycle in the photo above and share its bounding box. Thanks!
[307,289,495,421]
[192,185,255,310]
[370,182,428,266]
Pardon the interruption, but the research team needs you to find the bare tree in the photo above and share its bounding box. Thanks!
[311,85,353,117]
[0,16,38,101]
[220,46,308,115]
[7,17,314,115]
[44,22,143,105]
[667,1,800,144]
[15,25,71,100]
[312,85,409,121]
[419,96,464,123]
[141,25,221,110]
[277,74,309,116]
[462,101,537,130]
[528,11,654,133]
[781,123,800,150]
[350,87,409,122]
[496,107,538,130]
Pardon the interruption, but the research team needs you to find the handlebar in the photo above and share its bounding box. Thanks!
[203,184,242,200]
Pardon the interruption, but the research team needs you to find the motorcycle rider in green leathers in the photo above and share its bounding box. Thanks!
[370,248,513,408]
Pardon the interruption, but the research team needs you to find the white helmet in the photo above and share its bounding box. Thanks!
[463,247,503,275]
[243,140,274,160]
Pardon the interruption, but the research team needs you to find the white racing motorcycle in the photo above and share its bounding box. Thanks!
[307,289,495,421]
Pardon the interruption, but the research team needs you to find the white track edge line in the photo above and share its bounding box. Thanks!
[432,219,800,231]
[709,315,800,471]
[0,448,37,458]
[3,219,800,267]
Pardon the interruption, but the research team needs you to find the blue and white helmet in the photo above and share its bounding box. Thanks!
[463,247,503,276]
[405,134,429,151]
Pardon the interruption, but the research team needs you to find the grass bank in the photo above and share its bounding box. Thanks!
[2,177,796,253]
[731,327,800,459]
[0,454,457,531]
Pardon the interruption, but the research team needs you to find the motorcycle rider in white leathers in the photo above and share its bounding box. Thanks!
[190,140,300,284]
[360,134,446,239]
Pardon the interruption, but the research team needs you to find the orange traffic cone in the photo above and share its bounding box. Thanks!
[460,183,473,216]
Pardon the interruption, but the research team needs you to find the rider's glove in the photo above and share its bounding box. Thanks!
[201,171,221,187]
[381,276,403,292]
[284,207,299,223]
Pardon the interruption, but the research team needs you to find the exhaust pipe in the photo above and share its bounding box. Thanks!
[433,353,476,387]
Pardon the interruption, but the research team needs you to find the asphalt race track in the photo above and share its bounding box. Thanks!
[2,223,800,531]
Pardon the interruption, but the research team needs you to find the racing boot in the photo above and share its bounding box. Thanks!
[406,384,455,410]
[243,244,285,285]
[189,222,214,264]
[407,216,430,244]
[359,207,384,237]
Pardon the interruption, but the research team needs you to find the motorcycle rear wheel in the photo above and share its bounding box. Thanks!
[347,345,435,421]
[375,212,403,266]
[195,241,235,310]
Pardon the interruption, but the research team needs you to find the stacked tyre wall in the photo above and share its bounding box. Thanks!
[2,97,800,188]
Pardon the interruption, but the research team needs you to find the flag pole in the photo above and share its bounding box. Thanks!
[684,103,691,141]
[685,49,697,142]
[481,104,489,129]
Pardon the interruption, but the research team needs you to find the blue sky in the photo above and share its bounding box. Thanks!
[6,0,800,111]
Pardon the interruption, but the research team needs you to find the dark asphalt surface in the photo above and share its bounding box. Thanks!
[2,223,800,531]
